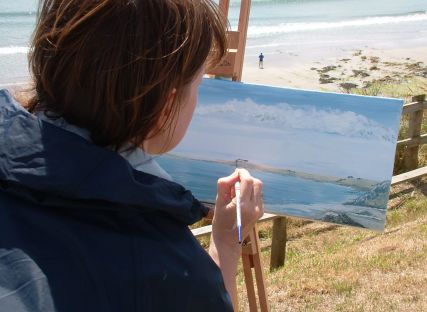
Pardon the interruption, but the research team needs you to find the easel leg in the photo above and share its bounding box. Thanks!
[253,251,268,312]
[242,253,258,311]
[242,225,269,312]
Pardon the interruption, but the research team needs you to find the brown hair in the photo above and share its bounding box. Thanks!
[27,0,227,150]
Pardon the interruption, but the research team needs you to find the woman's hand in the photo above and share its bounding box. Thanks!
[212,168,264,246]
[208,169,264,310]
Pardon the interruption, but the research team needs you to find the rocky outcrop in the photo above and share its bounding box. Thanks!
[344,181,390,209]
[321,211,364,228]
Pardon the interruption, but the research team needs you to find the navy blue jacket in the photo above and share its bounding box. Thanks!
[0,90,233,312]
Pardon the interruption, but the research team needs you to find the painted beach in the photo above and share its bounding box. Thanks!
[159,154,388,231]
[159,78,403,231]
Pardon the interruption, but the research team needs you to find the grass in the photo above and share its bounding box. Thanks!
[351,77,427,101]
[234,180,427,311]
[235,72,427,309]
[193,73,427,311]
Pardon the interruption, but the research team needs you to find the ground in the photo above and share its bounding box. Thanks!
[233,51,427,311]
[236,180,427,312]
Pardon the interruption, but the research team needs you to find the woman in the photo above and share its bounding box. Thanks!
[0,0,264,311]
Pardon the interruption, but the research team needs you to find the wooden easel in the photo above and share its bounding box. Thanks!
[206,1,270,311]
[208,0,251,82]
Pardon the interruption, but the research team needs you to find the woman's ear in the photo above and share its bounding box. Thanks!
[158,88,177,128]
[141,88,177,153]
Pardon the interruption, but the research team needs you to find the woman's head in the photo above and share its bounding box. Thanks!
[28,0,227,151]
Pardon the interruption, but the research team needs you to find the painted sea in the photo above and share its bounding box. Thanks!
[158,155,385,230]
[1,0,427,85]
[159,78,403,231]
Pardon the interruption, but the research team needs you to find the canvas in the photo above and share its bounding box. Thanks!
[158,78,403,231]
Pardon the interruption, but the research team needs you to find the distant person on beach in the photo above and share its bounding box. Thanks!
[259,52,264,69]
[0,1,264,312]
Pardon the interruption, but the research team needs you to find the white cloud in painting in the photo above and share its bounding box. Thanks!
[195,98,396,143]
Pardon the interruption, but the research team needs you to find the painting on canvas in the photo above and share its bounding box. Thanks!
[158,78,403,231]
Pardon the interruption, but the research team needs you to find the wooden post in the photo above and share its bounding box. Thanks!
[219,0,230,20]
[209,0,251,82]
[404,95,425,171]
[270,217,287,271]
[234,0,251,81]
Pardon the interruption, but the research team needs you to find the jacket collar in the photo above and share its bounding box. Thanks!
[0,89,207,225]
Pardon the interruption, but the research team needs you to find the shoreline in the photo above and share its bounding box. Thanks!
[164,153,379,191]
[3,46,427,94]
[242,46,427,92]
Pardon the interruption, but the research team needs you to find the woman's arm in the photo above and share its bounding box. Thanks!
[208,234,241,309]
[208,169,264,310]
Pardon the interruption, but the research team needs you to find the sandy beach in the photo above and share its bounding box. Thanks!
[241,45,427,93]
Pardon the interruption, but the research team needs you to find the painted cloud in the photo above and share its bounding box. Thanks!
[195,98,396,143]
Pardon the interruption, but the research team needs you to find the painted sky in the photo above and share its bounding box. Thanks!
[173,79,403,181]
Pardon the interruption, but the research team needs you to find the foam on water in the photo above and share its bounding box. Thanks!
[248,11,427,38]
[0,46,29,55]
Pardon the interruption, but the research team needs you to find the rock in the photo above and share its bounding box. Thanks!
[319,76,337,84]
[369,65,379,70]
[310,67,317,70]
[370,56,380,63]
[344,181,390,209]
[405,61,423,71]
[352,69,370,78]
[340,58,351,62]
[383,61,400,66]
[361,55,367,61]
[377,75,394,83]
[419,70,427,78]
[321,211,364,228]
[318,65,337,73]
[339,82,358,90]
[405,62,427,77]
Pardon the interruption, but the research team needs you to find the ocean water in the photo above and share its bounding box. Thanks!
[227,0,427,49]
[0,0,426,84]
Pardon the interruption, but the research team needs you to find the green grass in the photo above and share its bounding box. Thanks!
[351,77,427,100]
[386,196,427,227]
[332,280,354,295]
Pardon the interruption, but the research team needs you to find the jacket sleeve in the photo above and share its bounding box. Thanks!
[135,222,234,312]
[0,249,56,312]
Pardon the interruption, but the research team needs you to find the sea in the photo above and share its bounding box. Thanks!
[0,0,426,85]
